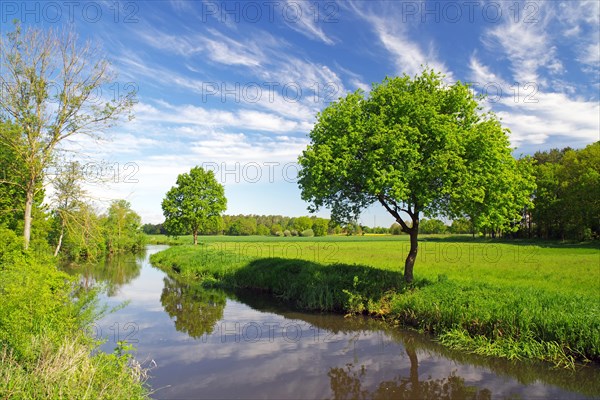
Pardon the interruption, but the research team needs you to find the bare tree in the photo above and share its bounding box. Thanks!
[0,23,134,249]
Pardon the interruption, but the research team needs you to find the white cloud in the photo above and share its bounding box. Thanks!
[501,92,600,146]
[348,2,452,79]
[133,101,307,134]
[469,57,599,149]
[483,4,563,83]
[200,29,265,67]
[282,0,335,45]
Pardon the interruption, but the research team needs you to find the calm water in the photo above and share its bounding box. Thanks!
[63,246,600,399]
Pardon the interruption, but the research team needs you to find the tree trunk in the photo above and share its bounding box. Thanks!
[23,188,34,250]
[404,230,418,283]
[53,222,65,257]
[406,346,420,397]
[193,230,198,245]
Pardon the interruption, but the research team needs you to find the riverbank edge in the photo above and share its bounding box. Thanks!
[0,228,150,399]
[149,245,599,369]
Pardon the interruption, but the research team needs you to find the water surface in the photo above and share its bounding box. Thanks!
[65,245,600,399]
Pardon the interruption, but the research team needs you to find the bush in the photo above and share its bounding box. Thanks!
[0,227,148,398]
[283,230,291,237]
[300,229,315,237]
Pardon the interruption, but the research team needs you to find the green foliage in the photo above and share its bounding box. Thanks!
[270,223,283,235]
[162,166,227,244]
[142,222,165,235]
[419,219,448,234]
[449,218,473,234]
[298,69,535,280]
[0,120,27,229]
[0,22,135,249]
[53,202,106,261]
[531,142,600,240]
[149,235,600,367]
[389,223,403,235]
[300,229,315,237]
[311,218,329,236]
[103,200,145,254]
[293,216,313,232]
[0,227,148,398]
[160,276,226,338]
[256,224,270,236]
[228,216,257,236]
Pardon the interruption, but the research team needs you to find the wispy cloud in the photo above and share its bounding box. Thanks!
[347,1,452,79]
[555,0,600,74]
[130,24,344,124]
[483,3,562,83]
[135,26,265,67]
[134,101,307,134]
[469,58,599,150]
[282,0,335,45]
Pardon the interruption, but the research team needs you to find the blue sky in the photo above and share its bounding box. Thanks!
[4,0,599,226]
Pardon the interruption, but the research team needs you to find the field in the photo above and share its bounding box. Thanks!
[148,234,600,367]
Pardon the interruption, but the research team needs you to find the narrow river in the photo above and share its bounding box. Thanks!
[63,245,600,399]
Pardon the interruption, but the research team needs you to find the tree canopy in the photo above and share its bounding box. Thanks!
[530,142,600,240]
[298,69,534,282]
[162,166,227,245]
[0,23,134,249]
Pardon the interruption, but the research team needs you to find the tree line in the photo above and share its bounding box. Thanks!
[524,142,599,241]
[144,215,477,237]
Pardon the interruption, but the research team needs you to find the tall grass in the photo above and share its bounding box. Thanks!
[150,236,600,367]
[0,227,149,399]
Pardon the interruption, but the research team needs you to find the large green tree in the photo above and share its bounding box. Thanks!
[298,69,534,282]
[0,23,134,249]
[162,167,227,245]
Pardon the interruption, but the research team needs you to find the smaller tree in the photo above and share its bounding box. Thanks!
[311,218,329,237]
[270,223,283,236]
[103,200,144,254]
[292,216,312,232]
[51,161,86,257]
[419,219,448,234]
[449,218,473,235]
[162,167,227,245]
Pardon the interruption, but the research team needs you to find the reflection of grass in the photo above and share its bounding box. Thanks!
[149,236,600,368]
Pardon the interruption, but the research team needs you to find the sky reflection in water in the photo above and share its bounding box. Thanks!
[86,246,599,399]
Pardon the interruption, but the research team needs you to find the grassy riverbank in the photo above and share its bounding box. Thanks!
[0,228,149,399]
[149,235,600,368]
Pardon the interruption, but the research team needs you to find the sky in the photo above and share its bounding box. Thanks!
[2,0,599,226]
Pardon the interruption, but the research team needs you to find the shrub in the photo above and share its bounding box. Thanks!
[301,229,315,237]
[283,230,291,237]
[0,227,148,398]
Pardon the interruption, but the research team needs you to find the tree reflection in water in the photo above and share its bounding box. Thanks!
[160,275,226,338]
[328,345,493,400]
[61,251,144,296]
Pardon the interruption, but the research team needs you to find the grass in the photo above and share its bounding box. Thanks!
[0,228,149,399]
[149,234,600,368]
[0,336,149,399]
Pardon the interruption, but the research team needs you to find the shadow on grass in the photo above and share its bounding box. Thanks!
[418,235,600,249]
[226,257,430,312]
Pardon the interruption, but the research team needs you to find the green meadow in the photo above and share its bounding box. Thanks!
[149,234,600,368]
